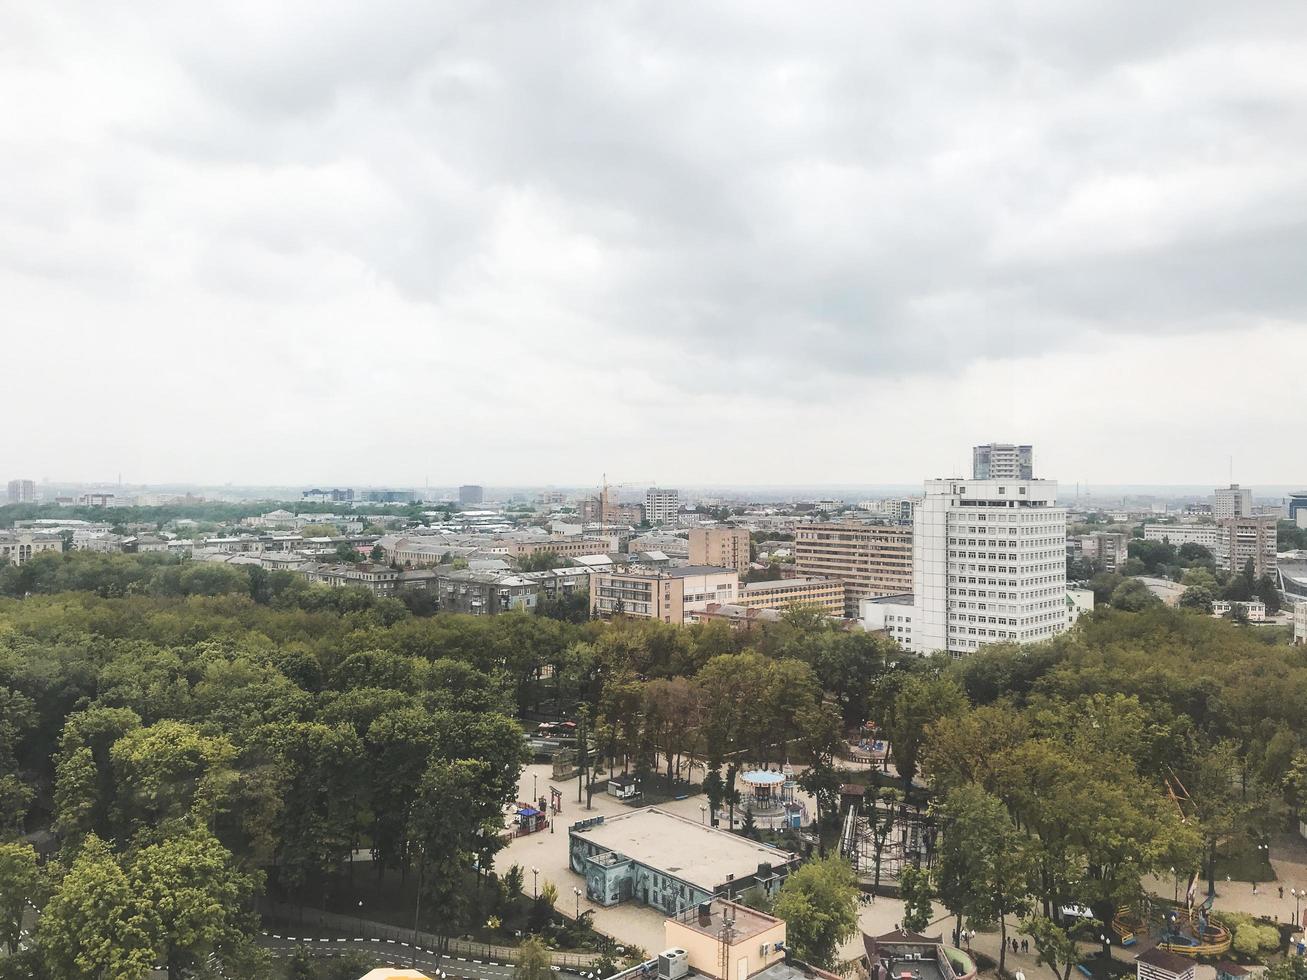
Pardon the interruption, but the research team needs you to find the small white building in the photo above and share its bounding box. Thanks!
[1294,602,1307,646]
[1136,946,1196,980]
[1212,599,1266,622]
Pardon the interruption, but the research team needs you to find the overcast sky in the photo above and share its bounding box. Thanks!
[4,2,1306,489]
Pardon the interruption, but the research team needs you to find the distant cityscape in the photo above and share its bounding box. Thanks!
[6,443,1305,652]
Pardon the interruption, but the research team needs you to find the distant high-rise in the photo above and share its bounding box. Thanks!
[972,444,1033,480]
[1212,484,1252,519]
[459,485,484,506]
[689,527,751,576]
[644,487,679,526]
[6,480,35,505]
[913,475,1067,656]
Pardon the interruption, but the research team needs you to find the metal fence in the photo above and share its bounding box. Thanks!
[258,899,602,968]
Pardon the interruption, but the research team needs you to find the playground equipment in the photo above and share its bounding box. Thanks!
[742,770,790,812]
[1112,898,1231,957]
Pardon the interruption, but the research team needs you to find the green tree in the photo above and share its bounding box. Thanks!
[770,856,859,969]
[37,835,158,980]
[899,865,934,934]
[409,758,498,950]
[873,672,966,787]
[127,829,263,980]
[1022,915,1079,980]
[517,935,553,980]
[109,720,238,837]
[1109,578,1161,612]
[0,842,40,955]
[1179,585,1214,613]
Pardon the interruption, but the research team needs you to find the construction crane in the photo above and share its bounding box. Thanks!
[595,474,655,525]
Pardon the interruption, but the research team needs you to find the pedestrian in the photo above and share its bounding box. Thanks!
[1253,882,1259,895]
[1024,939,1030,954]
[1279,885,1285,899]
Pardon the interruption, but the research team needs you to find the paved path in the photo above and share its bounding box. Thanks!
[259,930,601,980]
[503,761,822,958]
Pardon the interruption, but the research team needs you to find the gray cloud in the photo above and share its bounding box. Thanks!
[2,1,1306,483]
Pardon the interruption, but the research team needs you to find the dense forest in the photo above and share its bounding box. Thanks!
[0,551,1304,979]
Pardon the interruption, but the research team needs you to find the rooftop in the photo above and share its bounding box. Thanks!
[571,808,795,892]
[866,593,915,606]
[670,899,782,944]
[739,578,840,592]
[1136,947,1196,974]
[661,565,737,578]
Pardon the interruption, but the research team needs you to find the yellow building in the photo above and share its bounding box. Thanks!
[590,566,738,624]
[664,900,787,980]
[689,527,751,576]
[735,577,845,616]
[794,522,913,615]
[0,531,62,566]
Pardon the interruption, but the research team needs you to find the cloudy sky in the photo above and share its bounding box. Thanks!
[4,2,1306,488]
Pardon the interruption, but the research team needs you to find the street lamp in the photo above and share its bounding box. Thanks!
[1170,866,1178,904]
[532,866,540,899]
[534,772,539,801]
[700,804,707,825]
[573,886,583,920]
[1292,887,1302,928]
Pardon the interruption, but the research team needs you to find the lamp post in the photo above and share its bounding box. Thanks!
[700,804,707,825]
[573,886,583,920]
[534,772,539,802]
[1292,887,1302,928]
[532,866,540,899]
[1171,866,1178,904]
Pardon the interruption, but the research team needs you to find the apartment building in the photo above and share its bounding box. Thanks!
[688,526,751,575]
[914,477,1068,657]
[972,443,1033,480]
[1293,602,1306,646]
[644,487,680,526]
[1142,523,1222,553]
[458,485,484,506]
[590,565,737,624]
[1217,515,1278,578]
[1213,484,1253,519]
[505,537,616,560]
[6,479,35,504]
[0,530,62,565]
[435,568,538,614]
[299,562,401,596]
[1079,531,1131,572]
[520,567,593,601]
[736,577,845,616]
[793,522,913,615]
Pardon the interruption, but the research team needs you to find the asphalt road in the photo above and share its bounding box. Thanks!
[259,931,600,980]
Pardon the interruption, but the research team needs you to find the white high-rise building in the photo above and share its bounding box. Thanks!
[644,487,680,526]
[913,477,1068,657]
[1212,484,1252,519]
[6,480,36,504]
[972,444,1033,480]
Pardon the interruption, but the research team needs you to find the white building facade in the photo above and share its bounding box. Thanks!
[644,487,679,526]
[1143,523,1222,552]
[913,478,1068,657]
[1213,484,1253,519]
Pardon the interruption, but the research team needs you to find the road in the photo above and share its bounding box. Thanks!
[259,930,603,980]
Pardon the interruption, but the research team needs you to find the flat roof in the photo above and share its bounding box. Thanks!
[571,808,794,892]
[672,898,782,943]
[663,565,737,578]
[740,578,840,592]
